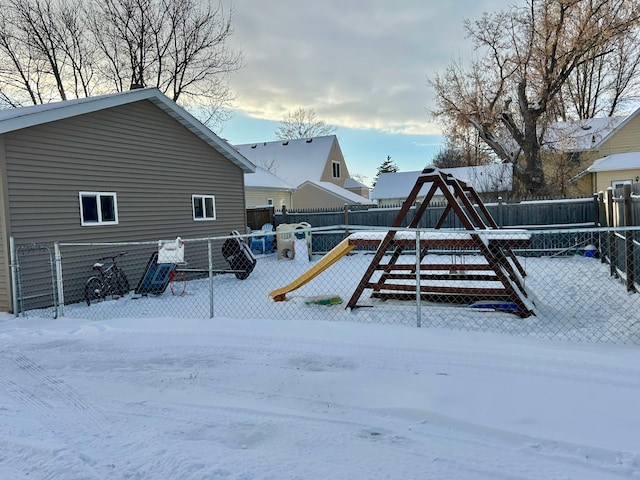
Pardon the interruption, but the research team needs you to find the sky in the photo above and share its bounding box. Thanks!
[2,249,640,479]
[217,0,506,185]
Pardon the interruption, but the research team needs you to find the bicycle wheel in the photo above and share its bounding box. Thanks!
[114,270,130,296]
[85,277,104,306]
[170,271,187,296]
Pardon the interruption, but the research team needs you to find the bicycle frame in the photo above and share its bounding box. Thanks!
[85,252,129,306]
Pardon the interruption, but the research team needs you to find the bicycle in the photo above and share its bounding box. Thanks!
[85,251,130,306]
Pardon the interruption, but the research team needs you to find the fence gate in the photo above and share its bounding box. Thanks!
[14,243,58,318]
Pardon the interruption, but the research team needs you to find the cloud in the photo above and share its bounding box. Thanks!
[226,0,503,136]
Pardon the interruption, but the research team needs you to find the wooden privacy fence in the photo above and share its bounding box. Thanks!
[277,196,600,230]
[597,184,640,293]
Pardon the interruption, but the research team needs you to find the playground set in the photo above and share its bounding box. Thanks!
[269,167,535,317]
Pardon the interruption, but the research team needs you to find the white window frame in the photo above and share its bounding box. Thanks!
[79,191,119,226]
[611,179,632,189]
[267,198,274,206]
[332,161,341,178]
[192,194,217,221]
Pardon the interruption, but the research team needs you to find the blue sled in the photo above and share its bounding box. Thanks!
[468,301,519,313]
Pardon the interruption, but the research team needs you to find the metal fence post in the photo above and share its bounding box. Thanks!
[415,229,421,328]
[54,242,64,317]
[9,236,18,317]
[606,188,617,277]
[624,184,636,292]
[344,204,349,238]
[208,238,214,318]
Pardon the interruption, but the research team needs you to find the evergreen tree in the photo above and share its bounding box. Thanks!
[372,155,398,187]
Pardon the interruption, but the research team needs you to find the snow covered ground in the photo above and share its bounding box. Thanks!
[2,314,640,478]
[3,247,640,479]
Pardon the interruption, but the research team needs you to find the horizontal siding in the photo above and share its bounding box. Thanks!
[293,184,350,209]
[595,169,638,192]
[246,188,291,209]
[0,137,9,310]
[319,138,347,186]
[5,100,247,245]
[601,114,640,155]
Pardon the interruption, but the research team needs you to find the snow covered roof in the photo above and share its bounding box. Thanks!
[299,181,375,204]
[343,177,369,189]
[546,109,640,152]
[0,88,255,172]
[371,164,513,200]
[235,136,337,186]
[244,166,296,190]
[587,152,640,173]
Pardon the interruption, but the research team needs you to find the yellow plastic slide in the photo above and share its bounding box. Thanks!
[269,239,355,301]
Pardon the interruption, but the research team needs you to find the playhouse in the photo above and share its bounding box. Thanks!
[276,222,312,261]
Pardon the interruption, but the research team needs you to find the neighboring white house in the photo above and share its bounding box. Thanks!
[371,164,513,206]
[236,135,373,210]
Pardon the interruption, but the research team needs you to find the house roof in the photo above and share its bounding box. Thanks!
[343,177,369,190]
[298,181,375,204]
[235,135,337,186]
[546,108,640,152]
[371,164,513,200]
[0,88,255,172]
[244,166,296,190]
[587,152,640,173]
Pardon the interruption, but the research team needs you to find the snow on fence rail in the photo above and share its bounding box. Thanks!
[11,226,640,345]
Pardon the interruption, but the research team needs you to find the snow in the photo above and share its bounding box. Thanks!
[236,136,336,187]
[298,180,374,204]
[371,164,513,201]
[587,152,640,173]
[547,115,629,152]
[2,253,640,479]
[244,166,296,190]
[348,229,532,241]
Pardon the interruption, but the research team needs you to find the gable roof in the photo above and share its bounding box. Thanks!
[0,88,255,172]
[546,108,640,152]
[235,135,337,186]
[298,181,375,204]
[343,177,369,190]
[587,152,640,173]
[371,164,513,201]
[244,166,296,190]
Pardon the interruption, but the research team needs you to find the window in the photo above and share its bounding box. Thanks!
[567,152,581,164]
[267,198,274,206]
[611,179,632,189]
[79,192,118,226]
[192,194,216,220]
[332,161,341,178]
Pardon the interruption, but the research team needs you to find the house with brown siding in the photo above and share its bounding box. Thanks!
[0,88,254,312]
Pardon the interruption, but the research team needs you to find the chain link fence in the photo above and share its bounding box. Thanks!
[13,226,640,344]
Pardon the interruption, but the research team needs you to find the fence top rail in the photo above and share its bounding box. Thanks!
[54,224,640,248]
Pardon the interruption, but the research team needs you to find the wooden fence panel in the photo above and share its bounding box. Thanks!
[276,197,599,230]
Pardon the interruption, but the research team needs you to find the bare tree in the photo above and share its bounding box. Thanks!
[430,0,640,195]
[0,0,241,126]
[561,26,640,118]
[275,107,337,140]
[431,146,468,169]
